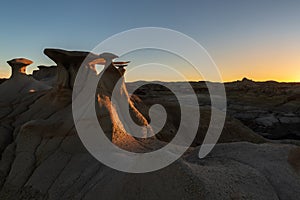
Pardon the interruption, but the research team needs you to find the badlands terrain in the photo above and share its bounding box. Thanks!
[0,48,299,200]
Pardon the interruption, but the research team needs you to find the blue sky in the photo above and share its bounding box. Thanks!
[1,0,299,81]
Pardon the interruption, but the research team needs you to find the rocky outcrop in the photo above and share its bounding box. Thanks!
[0,58,52,155]
[129,80,300,140]
[0,58,51,103]
[0,50,299,199]
[32,65,58,87]
[0,49,157,200]
[129,81,266,145]
[7,58,33,76]
[42,48,151,142]
[43,49,101,89]
[226,80,300,139]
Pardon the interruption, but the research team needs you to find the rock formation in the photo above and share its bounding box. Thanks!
[43,49,101,89]
[42,48,152,143]
[130,79,300,141]
[32,65,58,87]
[7,58,32,75]
[0,58,51,103]
[0,49,299,200]
[0,58,52,170]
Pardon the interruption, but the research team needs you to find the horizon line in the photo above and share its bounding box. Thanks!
[0,73,299,84]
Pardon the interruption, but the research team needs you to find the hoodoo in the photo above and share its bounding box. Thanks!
[0,58,51,103]
[44,49,101,89]
[7,58,33,77]
[43,48,152,143]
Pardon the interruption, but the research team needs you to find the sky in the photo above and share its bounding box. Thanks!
[0,0,299,82]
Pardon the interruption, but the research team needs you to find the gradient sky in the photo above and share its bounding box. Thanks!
[0,0,299,82]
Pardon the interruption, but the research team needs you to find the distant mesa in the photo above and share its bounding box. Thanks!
[241,77,254,82]
[240,77,278,84]
[235,77,257,88]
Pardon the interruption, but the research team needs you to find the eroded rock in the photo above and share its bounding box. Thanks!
[0,49,299,200]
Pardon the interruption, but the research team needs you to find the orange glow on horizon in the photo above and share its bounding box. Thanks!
[0,69,300,83]
[0,57,299,83]
[0,72,10,79]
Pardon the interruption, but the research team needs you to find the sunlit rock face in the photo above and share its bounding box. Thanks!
[95,58,151,141]
[43,48,152,143]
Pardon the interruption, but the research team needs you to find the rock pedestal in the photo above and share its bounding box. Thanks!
[7,58,33,77]
[44,49,100,89]
[0,58,50,103]
[43,48,152,143]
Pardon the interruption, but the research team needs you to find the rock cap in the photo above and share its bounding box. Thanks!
[7,58,33,74]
